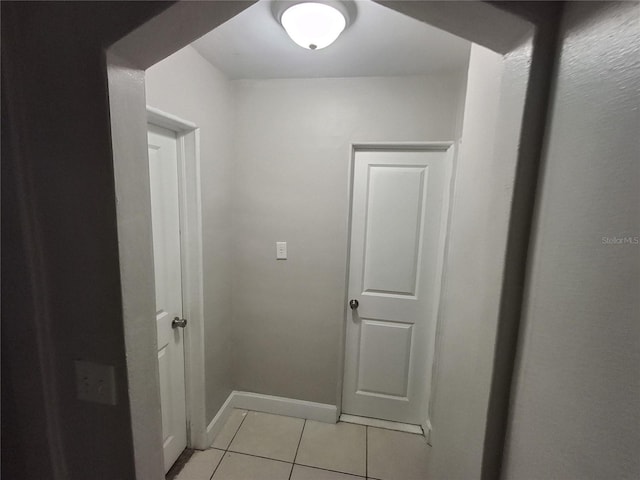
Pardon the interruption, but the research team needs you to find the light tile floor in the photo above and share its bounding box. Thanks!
[173,409,430,480]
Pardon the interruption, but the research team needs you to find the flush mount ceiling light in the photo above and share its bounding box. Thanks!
[274,1,354,51]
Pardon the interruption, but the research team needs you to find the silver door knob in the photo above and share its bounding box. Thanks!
[349,299,359,310]
[172,317,187,328]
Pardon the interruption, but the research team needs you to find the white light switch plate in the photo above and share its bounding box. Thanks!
[276,241,287,260]
[75,359,117,405]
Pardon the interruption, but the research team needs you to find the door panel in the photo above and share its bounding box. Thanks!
[158,342,171,441]
[148,124,187,473]
[343,147,451,425]
[362,166,426,296]
[357,320,413,398]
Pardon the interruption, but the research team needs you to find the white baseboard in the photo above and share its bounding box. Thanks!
[204,393,236,447]
[232,391,338,424]
[205,391,338,447]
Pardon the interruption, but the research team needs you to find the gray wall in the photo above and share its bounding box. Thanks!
[144,53,468,409]
[1,2,171,479]
[426,43,508,479]
[6,2,638,479]
[503,2,640,479]
[145,45,235,423]
[146,47,466,408]
[231,74,466,404]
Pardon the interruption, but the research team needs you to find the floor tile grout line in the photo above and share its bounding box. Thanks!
[207,454,222,480]
[201,410,428,480]
[207,452,370,479]
[217,441,370,479]
[293,461,368,479]
[289,419,306,480]
[207,449,371,479]
[225,448,297,465]
[207,411,375,480]
[209,409,250,480]
[225,409,250,452]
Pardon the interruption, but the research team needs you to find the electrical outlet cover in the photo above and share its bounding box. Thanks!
[74,359,117,405]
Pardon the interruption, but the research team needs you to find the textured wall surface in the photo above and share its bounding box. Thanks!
[1,2,170,479]
[503,2,640,479]
[13,1,637,478]
[231,74,466,404]
[425,43,508,479]
[146,45,236,424]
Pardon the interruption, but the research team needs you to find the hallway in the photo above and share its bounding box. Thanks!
[4,1,638,479]
[171,410,429,480]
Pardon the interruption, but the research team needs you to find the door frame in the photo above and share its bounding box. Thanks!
[338,142,456,440]
[104,2,558,477]
[147,106,208,450]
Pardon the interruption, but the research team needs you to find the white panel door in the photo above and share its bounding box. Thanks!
[148,124,187,473]
[342,147,451,425]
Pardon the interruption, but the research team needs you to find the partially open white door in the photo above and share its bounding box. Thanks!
[342,146,452,425]
[148,124,187,472]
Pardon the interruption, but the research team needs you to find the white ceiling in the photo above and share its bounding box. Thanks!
[191,0,471,79]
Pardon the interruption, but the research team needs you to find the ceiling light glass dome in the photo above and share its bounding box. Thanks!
[280,2,347,50]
